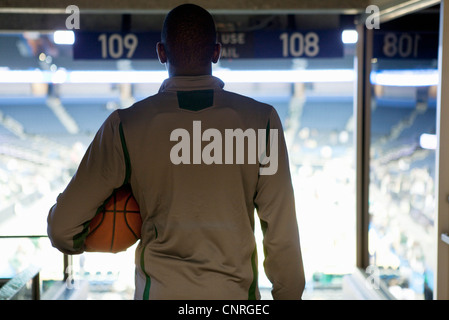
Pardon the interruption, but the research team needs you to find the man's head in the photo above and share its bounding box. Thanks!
[157,4,221,77]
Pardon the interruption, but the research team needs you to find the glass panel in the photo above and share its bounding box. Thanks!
[369,68,437,299]
[0,29,356,300]
[368,7,439,300]
[286,82,356,297]
[0,237,64,298]
[369,82,436,300]
[228,79,356,299]
[70,246,137,300]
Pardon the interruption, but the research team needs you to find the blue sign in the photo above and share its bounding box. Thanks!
[253,30,343,59]
[373,31,438,60]
[218,30,343,59]
[73,30,344,60]
[73,32,159,60]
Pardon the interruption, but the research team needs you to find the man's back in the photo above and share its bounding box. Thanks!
[47,4,305,300]
[117,75,301,299]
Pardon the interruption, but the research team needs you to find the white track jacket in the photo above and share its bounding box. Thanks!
[47,75,305,300]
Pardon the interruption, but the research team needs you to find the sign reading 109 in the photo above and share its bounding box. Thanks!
[73,32,159,60]
[97,33,138,59]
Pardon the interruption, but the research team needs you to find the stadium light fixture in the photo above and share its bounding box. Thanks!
[0,69,355,84]
[0,68,439,86]
[371,69,438,87]
[342,30,358,44]
[420,133,437,150]
[53,30,75,45]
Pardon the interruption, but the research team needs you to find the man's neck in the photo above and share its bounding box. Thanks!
[168,64,212,77]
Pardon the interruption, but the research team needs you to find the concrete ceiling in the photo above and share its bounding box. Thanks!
[0,0,441,31]
[0,0,438,14]
[0,0,375,14]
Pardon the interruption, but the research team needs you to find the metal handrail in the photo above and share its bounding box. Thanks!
[0,235,71,299]
[0,235,48,238]
[0,264,41,300]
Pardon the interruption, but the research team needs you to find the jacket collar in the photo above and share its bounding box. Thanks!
[159,75,225,93]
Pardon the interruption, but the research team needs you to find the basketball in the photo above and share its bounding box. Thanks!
[84,184,142,253]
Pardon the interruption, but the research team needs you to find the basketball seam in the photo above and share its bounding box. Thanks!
[124,193,140,240]
[88,211,106,235]
[110,192,117,252]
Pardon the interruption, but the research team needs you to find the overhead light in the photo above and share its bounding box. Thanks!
[217,69,355,83]
[342,30,358,44]
[53,30,75,45]
[371,70,438,87]
[420,133,437,150]
[68,71,167,83]
[51,68,68,84]
[69,69,355,84]
[38,53,46,62]
[0,69,46,83]
[0,68,440,86]
[0,69,355,84]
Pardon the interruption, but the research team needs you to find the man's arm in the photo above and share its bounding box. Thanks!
[254,107,305,300]
[47,110,126,254]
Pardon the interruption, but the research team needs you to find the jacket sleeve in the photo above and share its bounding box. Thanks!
[47,110,126,254]
[254,107,305,300]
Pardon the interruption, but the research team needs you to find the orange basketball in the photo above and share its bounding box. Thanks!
[85,184,142,253]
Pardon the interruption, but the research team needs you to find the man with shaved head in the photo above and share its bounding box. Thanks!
[48,3,305,300]
[158,4,220,76]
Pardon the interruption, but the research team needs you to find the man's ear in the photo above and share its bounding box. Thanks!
[212,43,221,64]
[156,42,167,64]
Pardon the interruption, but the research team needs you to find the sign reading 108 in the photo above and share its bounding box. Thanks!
[382,33,421,58]
[279,32,320,57]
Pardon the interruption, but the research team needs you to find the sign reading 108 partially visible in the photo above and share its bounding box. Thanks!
[373,31,438,60]
[73,30,344,60]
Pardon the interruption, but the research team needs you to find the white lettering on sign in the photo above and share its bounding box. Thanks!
[220,33,246,45]
[279,32,320,57]
[98,33,139,59]
[383,33,421,58]
[221,47,239,58]
[219,33,245,58]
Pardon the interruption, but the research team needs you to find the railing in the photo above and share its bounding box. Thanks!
[342,268,396,300]
[0,235,88,300]
[0,264,41,300]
